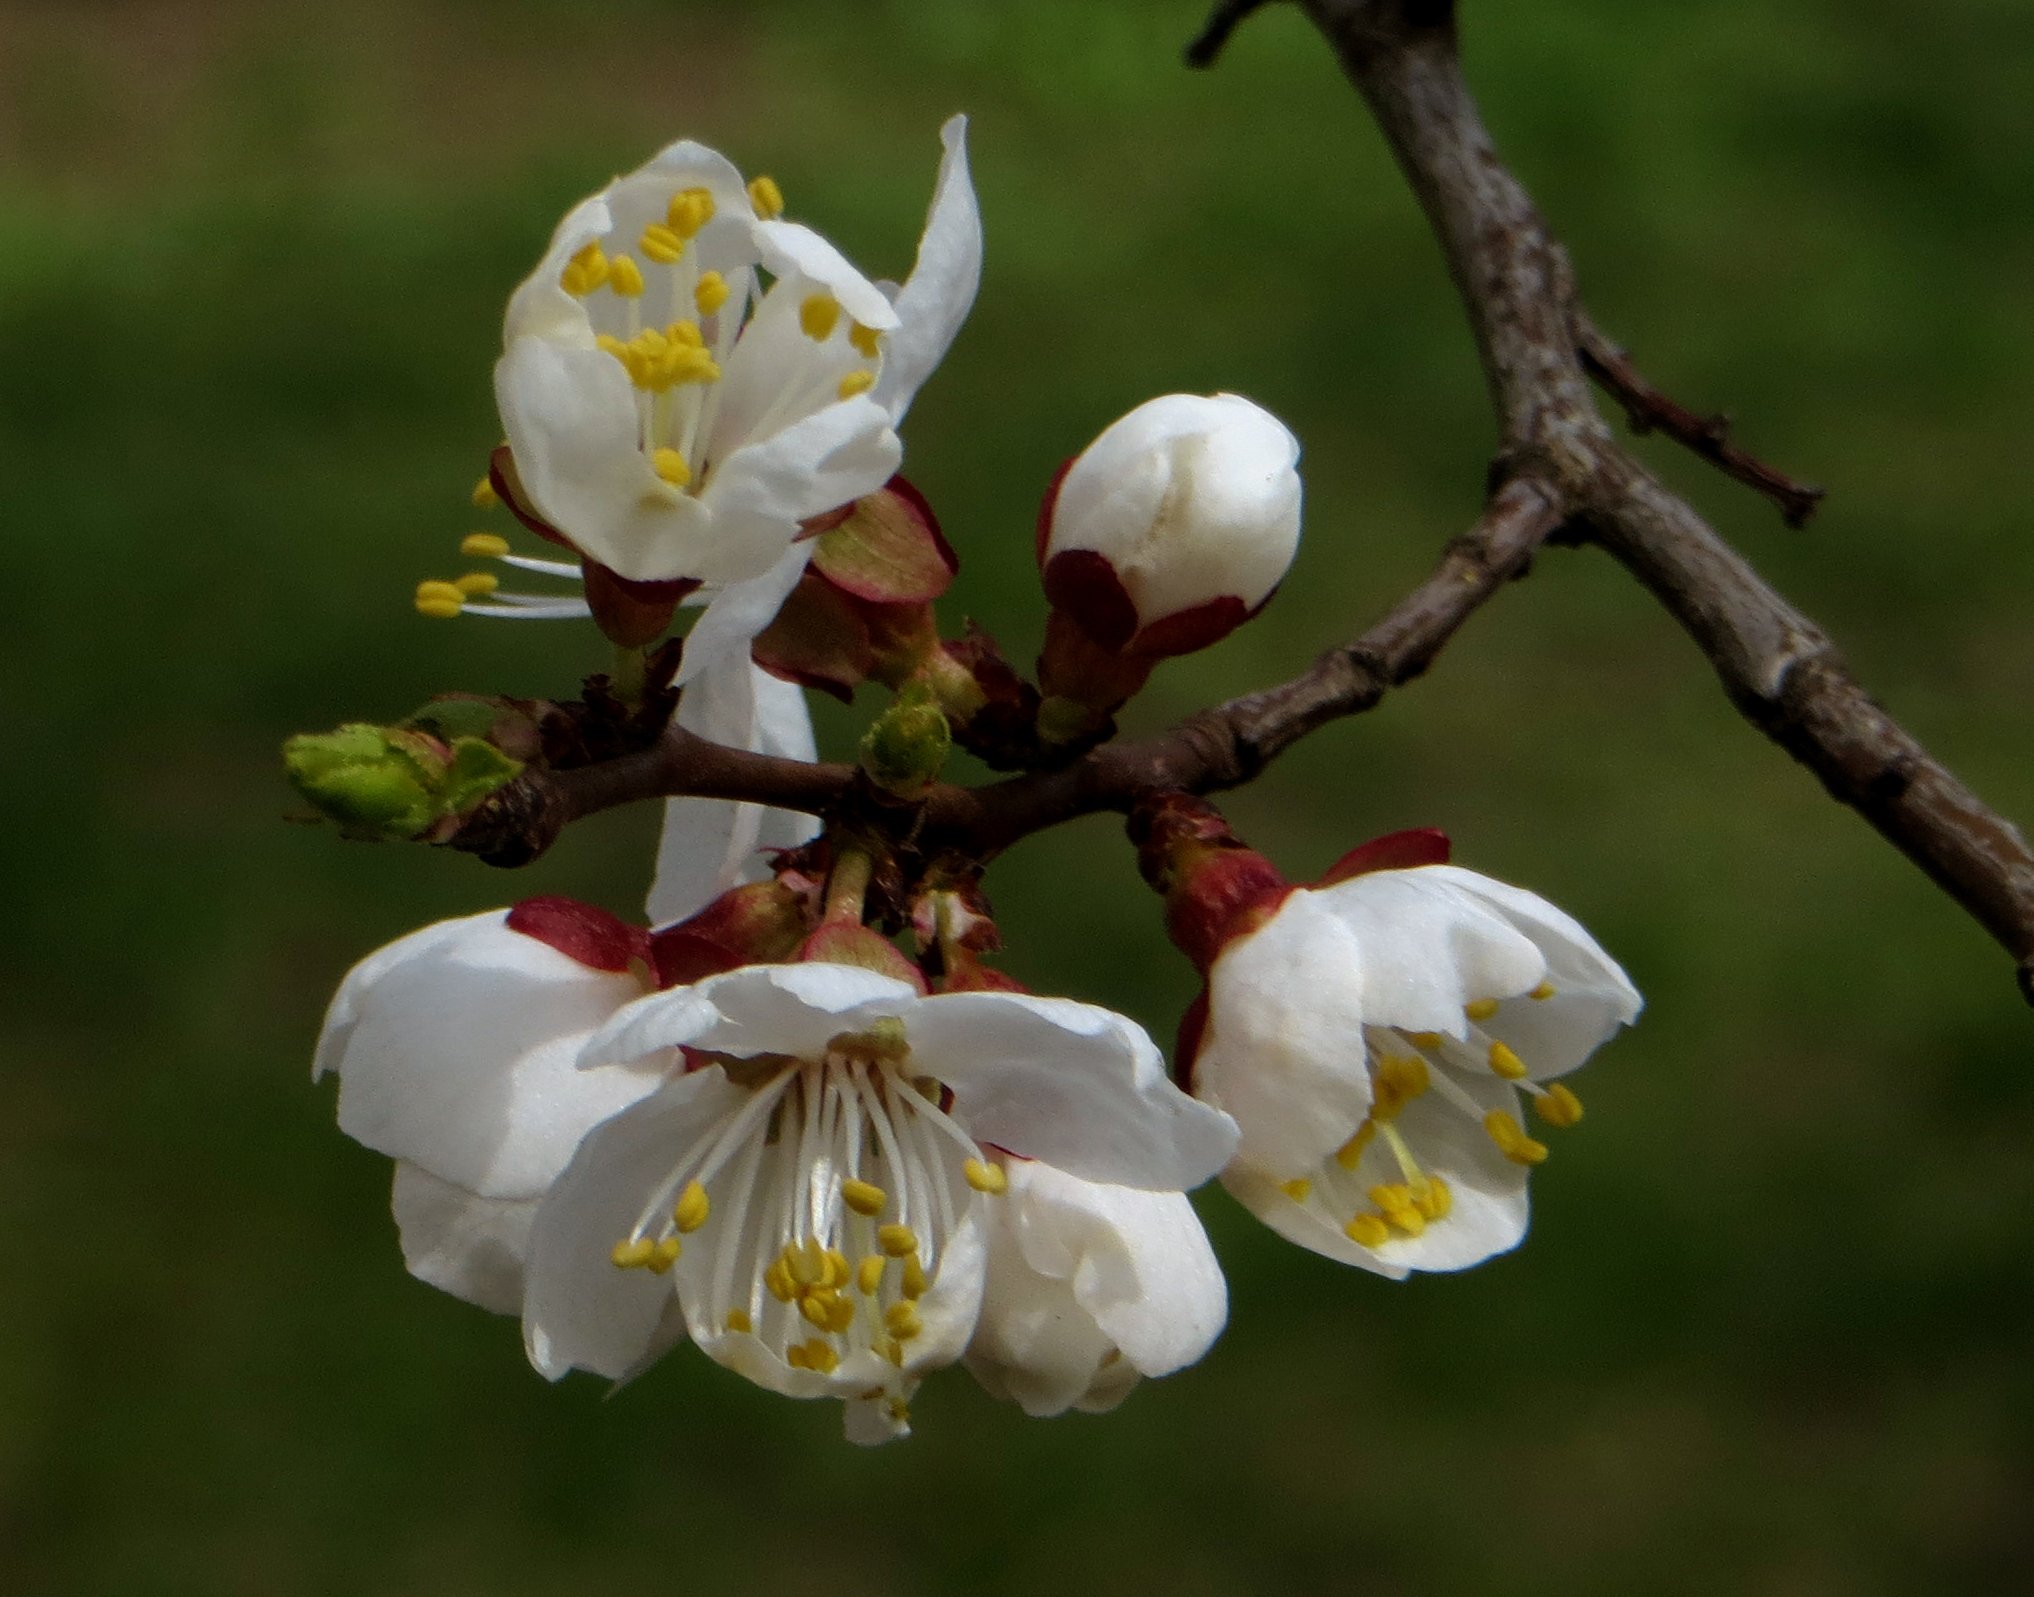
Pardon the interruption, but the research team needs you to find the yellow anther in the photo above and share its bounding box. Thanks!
[837,369,876,400]
[1335,1122,1376,1171]
[608,254,646,297]
[652,447,693,487]
[1487,1041,1529,1081]
[785,1343,805,1370]
[1344,1214,1390,1248]
[672,1179,710,1233]
[856,1255,886,1296]
[849,322,882,359]
[694,271,730,316]
[804,1340,840,1373]
[667,187,716,238]
[460,532,510,558]
[884,1301,923,1341]
[1368,1182,1414,1213]
[560,242,610,296]
[841,1178,888,1217]
[878,1336,906,1367]
[826,1295,856,1333]
[901,1255,928,1300]
[878,1224,918,1257]
[1407,1032,1445,1051]
[1371,1053,1431,1120]
[452,571,498,597]
[414,580,465,619]
[748,174,785,219]
[609,1237,655,1269]
[639,222,683,264]
[1484,1109,1550,1166]
[1534,1083,1584,1129]
[647,1236,682,1274]
[964,1158,1008,1195]
[798,1289,841,1329]
[1529,981,1557,1001]
[1279,1178,1312,1203]
[665,319,704,347]
[725,1308,752,1334]
[800,293,841,342]
[471,475,499,509]
[1386,1204,1427,1236]
[1465,998,1502,1023]
[764,1259,796,1302]
[1411,1174,1453,1221]
[786,1239,828,1287]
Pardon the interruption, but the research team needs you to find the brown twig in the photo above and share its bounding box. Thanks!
[1576,313,1826,528]
[1184,0,1279,67]
[462,0,2034,1000]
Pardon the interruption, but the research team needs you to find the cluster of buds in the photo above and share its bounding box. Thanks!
[292,117,1643,1446]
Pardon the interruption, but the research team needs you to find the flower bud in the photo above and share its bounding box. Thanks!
[1039,393,1301,662]
[284,723,524,842]
[858,683,952,797]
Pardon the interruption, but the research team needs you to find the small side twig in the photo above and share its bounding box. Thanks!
[1185,0,1278,67]
[1577,312,1826,528]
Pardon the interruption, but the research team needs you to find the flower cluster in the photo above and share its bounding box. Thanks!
[300,120,1642,1444]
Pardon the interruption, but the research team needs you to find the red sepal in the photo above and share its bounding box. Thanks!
[1317,827,1452,887]
[648,879,811,989]
[798,924,931,993]
[1041,548,1139,653]
[810,477,958,605]
[938,960,1028,994]
[1129,594,1248,660]
[1034,457,1076,566]
[751,571,877,702]
[488,446,576,551]
[650,931,749,989]
[1173,987,1210,1094]
[582,561,697,648]
[506,896,651,974]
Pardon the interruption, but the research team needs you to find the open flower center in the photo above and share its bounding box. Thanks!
[1274,984,1588,1251]
[607,1024,1005,1378]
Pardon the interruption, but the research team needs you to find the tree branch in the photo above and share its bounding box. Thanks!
[1576,312,1826,528]
[464,0,2034,1000]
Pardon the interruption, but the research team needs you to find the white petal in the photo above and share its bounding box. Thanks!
[674,545,813,688]
[581,962,921,1071]
[903,992,1238,1190]
[1198,893,1377,1174]
[314,911,485,1082]
[390,1162,537,1316]
[329,912,662,1200]
[700,395,901,535]
[873,115,982,423]
[1222,1162,1408,1280]
[1418,866,1643,1079]
[502,194,610,344]
[521,1071,748,1380]
[752,220,898,330]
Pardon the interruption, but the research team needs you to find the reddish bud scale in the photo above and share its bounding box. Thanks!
[1172,987,1211,1093]
[583,561,698,648]
[797,922,930,993]
[507,896,652,974]
[1132,793,1293,971]
[648,879,810,989]
[1317,827,1452,885]
[937,958,1027,994]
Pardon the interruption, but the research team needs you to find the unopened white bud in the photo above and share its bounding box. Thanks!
[1041,393,1302,649]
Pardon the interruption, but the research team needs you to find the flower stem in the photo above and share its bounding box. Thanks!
[611,645,647,708]
[822,845,874,927]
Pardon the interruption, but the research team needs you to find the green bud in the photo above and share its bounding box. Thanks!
[858,683,951,797]
[284,723,524,842]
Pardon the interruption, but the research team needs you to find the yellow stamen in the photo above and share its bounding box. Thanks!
[1487,1041,1528,1081]
[792,1338,838,1374]
[1529,981,1557,1001]
[452,572,497,597]
[694,270,730,315]
[560,242,610,296]
[646,1236,681,1274]
[665,319,704,347]
[824,1249,851,1289]
[460,532,510,558]
[1465,998,1502,1023]
[1279,1178,1312,1203]
[964,1158,1008,1195]
[608,254,646,297]
[800,293,841,342]
[672,1179,710,1233]
[652,447,692,486]
[725,1308,752,1334]
[471,475,499,509]
[786,1241,826,1288]
[1335,1122,1376,1171]
[414,579,465,619]
[856,1255,886,1296]
[841,1178,887,1217]
[837,369,876,400]
[764,1259,796,1302]
[849,322,882,359]
[1483,1109,1550,1166]
[609,1237,655,1269]
[884,1301,922,1341]
[1344,1214,1390,1248]
[748,174,784,219]
[639,223,683,264]
[1534,1083,1585,1128]
[667,187,716,238]
[901,1255,928,1299]
[1371,1053,1431,1120]
[1407,1032,1445,1050]
[877,1224,918,1258]
[798,1289,841,1329]
[1411,1174,1453,1220]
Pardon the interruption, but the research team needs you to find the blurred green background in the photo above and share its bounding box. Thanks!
[5,0,2033,1591]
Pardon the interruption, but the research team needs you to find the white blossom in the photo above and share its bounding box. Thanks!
[1195,865,1641,1277]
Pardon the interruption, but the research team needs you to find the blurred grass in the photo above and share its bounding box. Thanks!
[3,0,2033,1592]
